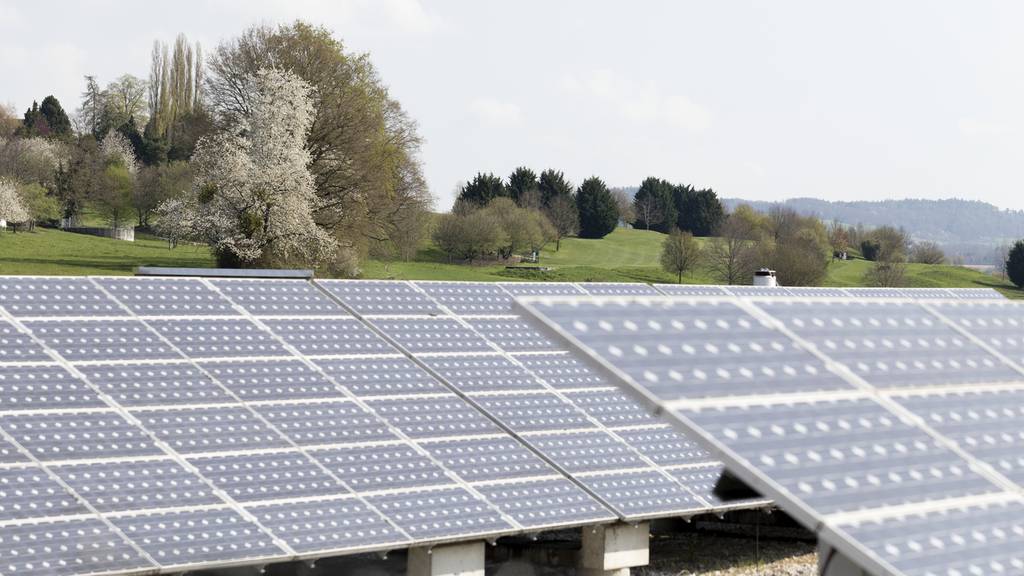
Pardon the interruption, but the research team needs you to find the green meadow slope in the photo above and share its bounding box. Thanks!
[0,226,1019,299]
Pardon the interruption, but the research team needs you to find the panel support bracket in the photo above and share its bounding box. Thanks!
[408,541,485,576]
[579,522,650,576]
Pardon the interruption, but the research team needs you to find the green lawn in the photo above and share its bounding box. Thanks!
[0,227,214,275]
[1,226,1019,299]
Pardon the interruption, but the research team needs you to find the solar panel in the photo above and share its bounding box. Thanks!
[654,284,730,297]
[473,393,596,432]
[929,300,1024,365]
[370,318,493,354]
[0,518,152,576]
[254,401,398,446]
[210,279,344,316]
[466,317,560,352]
[414,281,513,315]
[475,478,615,529]
[518,294,1024,576]
[423,356,545,393]
[725,286,794,297]
[262,318,392,356]
[310,444,450,491]
[420,436,555,482]
[315,356,449,397]
[364,396,502,439]
[784,286,850,298]
[53,459,220,513]
[0,277,121,317]
[498,282,585,298]
[526,431,648,473]
[0,365,104,411]
[95,277,236,316]
[577,283,661,296]
[318,280,440,316]
[513,354,609,390]
[947,287,1006,300]
[576,470,707,517]
[134,406,289,454]
[365,487,513,540]
[1,411,162,461]
[0,320,51,362]
[248,497,407,554]
[111,508,286,566]
[189,451,347,502]
[614,427,713,467]
[149,318,288,359]
[25,320,180,362]
[0,466,88,521]
[80,363,232,406]
[201,359,342,401]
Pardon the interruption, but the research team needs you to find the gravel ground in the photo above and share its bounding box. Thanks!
[639,532,816,576]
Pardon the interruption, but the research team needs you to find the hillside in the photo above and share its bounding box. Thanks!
[1,226,1018,298]
[722,197,1024,263]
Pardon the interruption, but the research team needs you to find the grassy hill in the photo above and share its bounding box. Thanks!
[1,226,1019,298]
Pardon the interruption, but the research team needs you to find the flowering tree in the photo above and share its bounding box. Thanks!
[0,178,29,228]
[157,68,335,266]
[100,131,139,175]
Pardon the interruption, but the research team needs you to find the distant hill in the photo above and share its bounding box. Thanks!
[722,198,1024,264]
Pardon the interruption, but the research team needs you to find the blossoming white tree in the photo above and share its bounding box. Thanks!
[157,68,336,266]
[0,178,29,228]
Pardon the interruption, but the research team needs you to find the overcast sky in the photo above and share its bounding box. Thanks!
[2,0,1022,211]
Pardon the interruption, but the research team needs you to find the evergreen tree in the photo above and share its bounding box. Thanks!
[38,96,72,137]
[575,176,618,239]
[674,185,725,236]
[632,177,675,232]
[538,169,574,206]
[507,166,538,205]
[1007,240,1024,288]
[457,172,506,206]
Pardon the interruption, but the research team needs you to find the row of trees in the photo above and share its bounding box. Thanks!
[632,177,725,236]
[2,22,435,275]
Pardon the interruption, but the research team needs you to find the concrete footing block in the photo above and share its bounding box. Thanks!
[579,522,650,576]
[408,541,485,576]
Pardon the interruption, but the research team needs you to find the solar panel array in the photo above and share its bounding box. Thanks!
[517,293,1024,576]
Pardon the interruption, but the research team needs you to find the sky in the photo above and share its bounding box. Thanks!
[2,0,1023,211]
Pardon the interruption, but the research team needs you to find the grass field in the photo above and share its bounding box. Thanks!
[1,226,1020,298]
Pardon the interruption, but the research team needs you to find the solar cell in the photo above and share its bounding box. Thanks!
[498,282,584,298]
[189,451,346,502]
[262,318,392,356]
[1,411,161,461]
[475,478,615,528]
[0,320,50,362]
[513,353,609,390]
[577,283,661,296]
[930,300,1024,365]
[0,518,152,576]
[947,287,1006,300]
[420,436,554,482]
[364,396,502,439]
[759,300,1020,388]
[784,287,850,298]
[149,318,288,359]
[0,437,28,464]
[255,401,397,446]
[211,279,345,316]
[577,470,706,517]
[563,389,662,427]
[318,280,440,316]
[654,284,730,297]
[0,278,121,317]
[0,365,103,411]
[54,459,219,513]
[473,393,595,432]
[413,281,512,315]
[80,363,231,406]
[310,444,450,492]
[202,359,341,401]
[370,318,493,354]
[725,286,794,297]
[112,508,286,566]
[897,287,954,299]
[365,487,513,540]
[466,318,560,352]
[614,427,714,467]
[134,407,288,454]
[0,466,87,521]
[315,357,448,397]
[423,355,545,393]
[96,278,236,316]
[248,497,407,554]
[25,320,180,362]
[527,430,648,474]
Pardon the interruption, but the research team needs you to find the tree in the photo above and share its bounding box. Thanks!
[95,163,134,229]
[483,197,545,259]
[15,182,60,230]
[864,256,907,287]
[661,228,703,283]
[545,194,578,251]
[632,177,675,232]
[771,226,830,286]
[507,167,538,205]
[35,96,72,137]
[575,176,618,239]
[136,161,191,227]
[457,172,506,206]
[610,188,635,224]
[675,186,724,236]
[1007,240,1024,288]
[910,241,946,265]
[207,22,432,266]
[156,68,336,267]
[871,225,909,260]
[104,75,149,131]
[0,178,29,228]
[860,239,881,261]
[0,104,18,138]
[827,221,849,260]
[432,208,506,262]
[0,136,65,186]
[79,76,105,136]
[707,215,760,284]
[538,169,573,206]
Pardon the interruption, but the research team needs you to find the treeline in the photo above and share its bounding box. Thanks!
[0,22,433,275]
